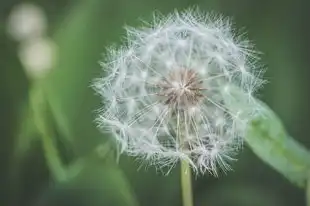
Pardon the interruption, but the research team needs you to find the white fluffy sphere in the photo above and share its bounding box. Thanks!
[93,9,264,175]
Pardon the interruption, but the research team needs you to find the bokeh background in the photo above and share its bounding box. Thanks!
[1,0,310,206]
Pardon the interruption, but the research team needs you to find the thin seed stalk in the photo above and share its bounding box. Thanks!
[181,159,194,206]
[178,112,194,206]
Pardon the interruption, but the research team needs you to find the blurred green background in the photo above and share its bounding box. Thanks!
[1,0,310,206]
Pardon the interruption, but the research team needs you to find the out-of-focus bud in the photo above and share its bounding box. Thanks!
[19,38,57,79]
[6,3,47,42]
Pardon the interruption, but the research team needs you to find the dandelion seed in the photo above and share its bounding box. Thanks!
[93,9,264,175]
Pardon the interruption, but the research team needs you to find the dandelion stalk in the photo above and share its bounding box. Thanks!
[181,160,194,206]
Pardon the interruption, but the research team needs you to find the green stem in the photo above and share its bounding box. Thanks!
[181,160,194,206]
[31,87,67,182]
[40,126,67,181]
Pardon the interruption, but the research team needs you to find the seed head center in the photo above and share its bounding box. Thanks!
[157,69,205,109]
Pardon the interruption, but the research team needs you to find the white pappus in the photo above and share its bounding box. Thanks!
[93,9,265,176]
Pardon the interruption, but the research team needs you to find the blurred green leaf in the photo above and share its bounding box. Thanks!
[225,87,310,187]
[44,0,122,153]
[39,151,138,206]
[246,102,310,187]
[67,152,138,206]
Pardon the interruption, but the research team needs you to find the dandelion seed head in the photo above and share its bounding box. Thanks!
[93,9,264,175]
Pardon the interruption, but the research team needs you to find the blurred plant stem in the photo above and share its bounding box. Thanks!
[181,160,194,206]
[39,120,67,182]
[30,86,67,182]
